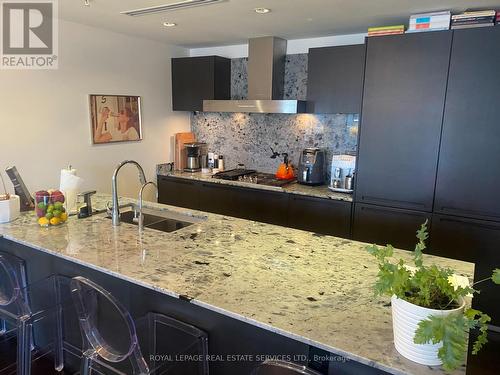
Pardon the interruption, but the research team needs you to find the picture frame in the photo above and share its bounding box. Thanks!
[89,94,143,144]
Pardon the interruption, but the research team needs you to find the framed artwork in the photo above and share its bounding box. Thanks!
[89,95,142,144]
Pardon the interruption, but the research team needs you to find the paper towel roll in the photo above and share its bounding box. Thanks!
[60,167,83,214]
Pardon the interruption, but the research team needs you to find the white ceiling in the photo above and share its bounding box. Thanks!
[62,0,500,48]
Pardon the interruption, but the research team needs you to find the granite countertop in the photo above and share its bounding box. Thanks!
[0,194,472,375]
[157,169,353,203]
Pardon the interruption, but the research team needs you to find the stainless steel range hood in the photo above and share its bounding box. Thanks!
[203,37,307,114]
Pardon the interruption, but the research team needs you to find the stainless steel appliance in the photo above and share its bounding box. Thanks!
[297,148,326,186]
[184,142,207,172]
[203,37,307,114]
[329,154,356,193]
[213,169,294,188]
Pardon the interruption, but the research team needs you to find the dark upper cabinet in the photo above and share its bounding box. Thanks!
[288,195,351,237]
[306,44,366,114]
[352,203,432,251]
[434,28,500,221]
[355,32,452,212]
[171,56,231,111]
[430,214,500,326]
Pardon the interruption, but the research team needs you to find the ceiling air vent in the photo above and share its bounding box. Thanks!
[121,0,225,17]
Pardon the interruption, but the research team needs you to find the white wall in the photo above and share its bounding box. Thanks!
[0,20,190,201]
[189,33,367,58]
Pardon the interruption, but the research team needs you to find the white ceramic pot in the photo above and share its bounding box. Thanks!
[391,295,465,366]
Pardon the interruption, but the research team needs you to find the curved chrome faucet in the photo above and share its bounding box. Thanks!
[111,160,146,226]
[138,182,158,233]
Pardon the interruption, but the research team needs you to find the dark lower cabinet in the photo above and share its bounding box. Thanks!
[288,195,351,237]
[157,176,200,210]
[158,176,352,237]
[467,327,500,375]
[236,188,289,227]
[197,183,239,217]
[352,203,431,251]
[430,214,500,326]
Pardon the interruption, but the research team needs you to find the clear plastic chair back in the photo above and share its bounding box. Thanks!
[70,276,149,374]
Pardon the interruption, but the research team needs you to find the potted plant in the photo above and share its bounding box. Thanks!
[367,221,500,372]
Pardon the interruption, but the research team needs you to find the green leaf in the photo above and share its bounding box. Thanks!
[492,269,500,285]
[413,221,429,268]
[415,314,468,372]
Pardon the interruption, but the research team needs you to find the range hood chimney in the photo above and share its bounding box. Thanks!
[203,37,307,114]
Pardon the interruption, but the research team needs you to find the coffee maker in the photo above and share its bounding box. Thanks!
[184,142,207,172]
[329,154,356,193]
[297,148,326,185]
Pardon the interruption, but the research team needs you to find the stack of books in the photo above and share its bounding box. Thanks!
[367,25,405,37]
[407,11,451,32]
[451,10,496,29]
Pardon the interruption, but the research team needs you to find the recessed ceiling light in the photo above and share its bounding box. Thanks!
[254,7,270,14]
[163,22,177,27]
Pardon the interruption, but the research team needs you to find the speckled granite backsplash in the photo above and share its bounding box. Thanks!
[192,54,359,175]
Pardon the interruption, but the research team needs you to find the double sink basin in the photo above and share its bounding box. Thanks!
[106,205,206,233]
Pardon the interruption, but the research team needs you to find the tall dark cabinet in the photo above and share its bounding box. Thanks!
[434,28,500,222]
[355,31,452,213]
[430,28,500,327]
[171,56,231,111]
[353,31,452,250]
[306,44,366,114]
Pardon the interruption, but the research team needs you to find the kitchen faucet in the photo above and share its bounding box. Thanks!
[138,182,158,233]
[111,160,146,226]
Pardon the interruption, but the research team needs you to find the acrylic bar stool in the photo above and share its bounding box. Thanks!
[252,360,323,375]
[0,252,66,375]
[70,276,209,375]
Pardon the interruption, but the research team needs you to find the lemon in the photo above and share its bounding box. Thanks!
[38,217,50,227]
[50,217,62,226]
[60,212,68,222]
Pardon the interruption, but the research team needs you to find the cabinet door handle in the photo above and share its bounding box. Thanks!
[439,206,500,220]
[437,217,500,231]
[361,195,426,208]
[360,205,429,219]
[164,178,194,186]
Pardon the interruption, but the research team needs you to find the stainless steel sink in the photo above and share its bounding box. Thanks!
[105,205,205,233]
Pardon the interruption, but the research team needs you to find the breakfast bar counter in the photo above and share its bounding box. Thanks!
[0,194,473,375]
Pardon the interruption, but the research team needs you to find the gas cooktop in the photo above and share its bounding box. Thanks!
[212,169,295,188]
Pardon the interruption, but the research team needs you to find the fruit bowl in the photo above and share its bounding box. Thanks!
[34,190,68,227]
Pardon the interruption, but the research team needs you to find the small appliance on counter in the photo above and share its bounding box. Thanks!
[184,142,207,172]
[275,153,295,181]
[5,166,34,211]
[297,148,326,185]
[329,154,357,193]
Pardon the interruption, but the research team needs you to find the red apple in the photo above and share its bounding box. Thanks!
[50,190,65,204]
[35,190,50,204]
